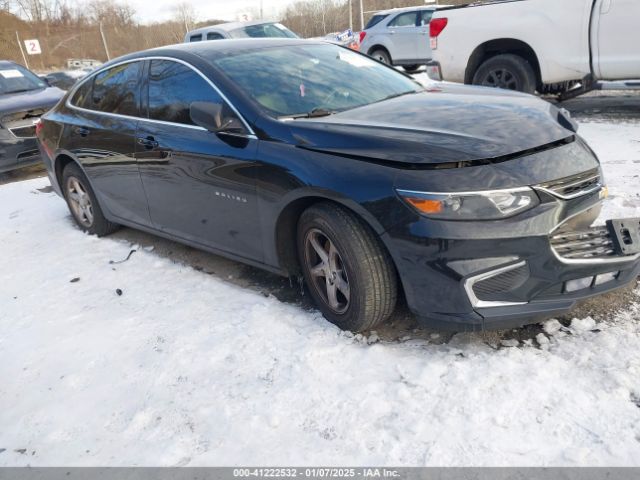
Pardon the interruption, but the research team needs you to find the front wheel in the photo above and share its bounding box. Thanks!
[297,202,397,332]
[472,54,537,94]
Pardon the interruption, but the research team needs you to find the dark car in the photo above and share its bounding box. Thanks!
[1,61,65,173]
[43,70,88,91]
[37,39,640,332]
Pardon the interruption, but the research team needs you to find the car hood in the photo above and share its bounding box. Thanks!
[288,84,575,165]
[0,87,65,118]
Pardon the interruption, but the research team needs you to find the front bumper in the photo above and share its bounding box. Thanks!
[385,198,640,332]
[0,129,41,173]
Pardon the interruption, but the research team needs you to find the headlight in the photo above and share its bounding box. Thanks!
[396,187,540,220]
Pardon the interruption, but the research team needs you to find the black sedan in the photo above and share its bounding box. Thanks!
[1,60,64,173]
[37,39,640,332]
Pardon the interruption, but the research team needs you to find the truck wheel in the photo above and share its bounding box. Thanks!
[62,162,119,236]
[297,202,397,332]
[403,65,421,73]
[370,48,391,65]
[472,54,536,94]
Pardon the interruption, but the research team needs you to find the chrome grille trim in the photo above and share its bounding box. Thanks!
[535,168,602,200]
[550,227,616,260]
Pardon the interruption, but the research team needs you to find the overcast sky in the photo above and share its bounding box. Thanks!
[130,0,296,23]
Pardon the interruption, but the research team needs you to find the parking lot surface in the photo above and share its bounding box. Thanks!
[1,90,639,466]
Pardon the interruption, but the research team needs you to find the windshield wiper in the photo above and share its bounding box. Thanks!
[288,108,335,119]
[375,89,421,104]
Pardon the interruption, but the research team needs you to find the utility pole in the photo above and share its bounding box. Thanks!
[260,0,263,19]
[348,0,353,31]
[359,0,364,31]
[15,31,29,69]
[99,22,111,61]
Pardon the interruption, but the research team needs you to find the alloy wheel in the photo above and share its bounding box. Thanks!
[304,228,351,314]
[481,68,519,90]
[66,176,94,227]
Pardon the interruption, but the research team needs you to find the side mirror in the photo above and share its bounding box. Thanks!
[190,101,244,134]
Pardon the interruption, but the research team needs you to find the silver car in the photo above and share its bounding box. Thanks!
[185,20,298,42]
[359,6,442,72]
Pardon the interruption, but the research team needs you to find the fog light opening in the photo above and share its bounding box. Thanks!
[565,276,595,293]
[594,271,620,286]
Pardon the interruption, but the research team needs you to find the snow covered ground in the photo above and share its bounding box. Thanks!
[0,122,639,466]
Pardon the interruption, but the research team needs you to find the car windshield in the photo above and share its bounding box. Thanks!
[230,23,298,39]
[365,14,389,29]
[212,44,422,117]
[0,64,47,95]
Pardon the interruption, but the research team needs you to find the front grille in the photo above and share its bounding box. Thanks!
[9,124,37,138]
[537,168,601,199]
[472,263,529,300]
[550,226,616,260]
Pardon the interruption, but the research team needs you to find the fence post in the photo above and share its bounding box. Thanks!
[15,31,29,69]
[99,22,111,61]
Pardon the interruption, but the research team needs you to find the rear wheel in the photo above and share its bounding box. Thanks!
[370,48,391,65]
[472,54,536,94]
[62,162,118,236]
[403,65,421,73]
[297,202,397,332]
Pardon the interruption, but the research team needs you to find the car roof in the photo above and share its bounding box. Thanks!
[149,38,317,56]
[94,38,323,70]
[374,4,451,15]
[187,20,281,36]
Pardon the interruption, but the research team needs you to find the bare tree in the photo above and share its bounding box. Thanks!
[87,0,135,27]
[172,1,195,32]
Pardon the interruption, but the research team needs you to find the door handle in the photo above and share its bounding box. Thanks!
[137,136,159,149]
[74,126,90,137]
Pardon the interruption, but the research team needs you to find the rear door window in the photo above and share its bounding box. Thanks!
[190,34,203,42]
[388,12,418,27]
[207,32,225,40]
[365,14,388,29]
[89,61,143,116]
[70,79,94,109]
[72,61,142,116]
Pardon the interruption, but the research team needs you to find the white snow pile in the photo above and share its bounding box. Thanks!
[1,123,639,466]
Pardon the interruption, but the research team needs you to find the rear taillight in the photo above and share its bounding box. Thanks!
[429,17,448,49]
[359,31,367,43]
[430,18,448,38]
[35,119,43,137]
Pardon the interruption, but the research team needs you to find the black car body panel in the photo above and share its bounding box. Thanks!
[289,85,573,165]
[1,61,65,173]
[37,40,640,330]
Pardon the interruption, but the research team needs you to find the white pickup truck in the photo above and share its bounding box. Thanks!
[427,0,640,97]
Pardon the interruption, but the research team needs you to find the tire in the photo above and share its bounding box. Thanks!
[62,162,119,236]
[370,48,391,65]
[472,54,537,94]
[297,202,397,332]
[403,65,421,73]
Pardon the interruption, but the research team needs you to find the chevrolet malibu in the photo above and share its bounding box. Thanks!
[37,39,640,332]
